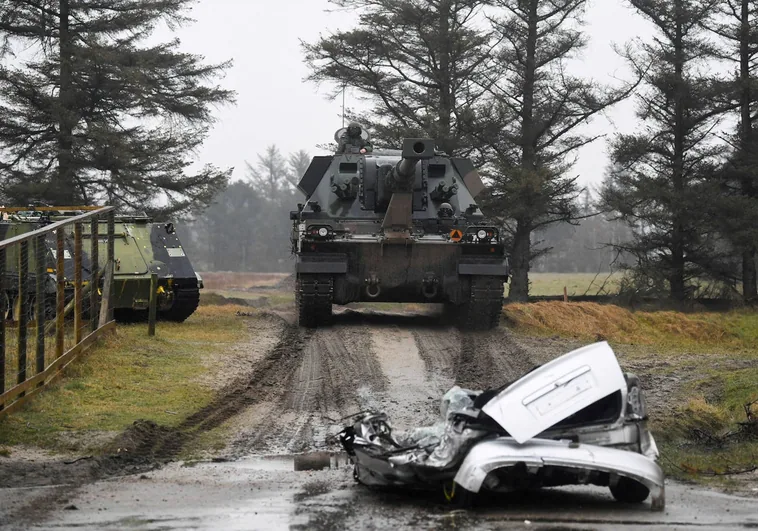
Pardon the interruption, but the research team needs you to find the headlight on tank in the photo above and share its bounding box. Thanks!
[467,226,499,243]
[306,225,334,240]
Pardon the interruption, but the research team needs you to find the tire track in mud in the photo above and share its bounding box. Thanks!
[114,313,311,461]
[411,326,459,389]
[455,327,539,390]
[368,325,440,430]
[108,310,553,462]
[238,321,387,454]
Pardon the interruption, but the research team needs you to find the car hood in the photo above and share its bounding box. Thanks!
[482,341,627,443]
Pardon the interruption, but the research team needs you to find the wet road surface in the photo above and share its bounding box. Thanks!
[3,307,758,530]
[10,455,758,530]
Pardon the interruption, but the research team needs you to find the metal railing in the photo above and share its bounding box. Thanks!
[0,206,116,416]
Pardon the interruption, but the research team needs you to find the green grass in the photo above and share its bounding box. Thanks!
[655,368,758,484]
[0,304,251,452]
[504,302,758,354]
[504,300,758,488]
[506,272,622,297]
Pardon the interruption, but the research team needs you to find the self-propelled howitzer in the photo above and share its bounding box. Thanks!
[290,129,509,329]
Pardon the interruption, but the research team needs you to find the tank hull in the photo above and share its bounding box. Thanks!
[295,239,508,329]
[297,241,507,304]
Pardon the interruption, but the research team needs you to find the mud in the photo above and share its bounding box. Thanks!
[3,304,758,529]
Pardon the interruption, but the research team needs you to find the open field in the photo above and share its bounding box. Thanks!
[198,271,290,290]
[508,271,623,296]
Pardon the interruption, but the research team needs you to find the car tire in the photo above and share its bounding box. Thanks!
[610,476,650,504]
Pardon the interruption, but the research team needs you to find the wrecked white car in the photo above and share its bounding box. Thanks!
[339,342,665,511]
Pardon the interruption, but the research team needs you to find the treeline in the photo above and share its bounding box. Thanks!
[301,0,758,302]
[179,147,306,272]
[2,1,757,303]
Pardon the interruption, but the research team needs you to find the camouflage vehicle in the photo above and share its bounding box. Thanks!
[290,126,509,329]
[0,209,202,323]
[84,215,203,322]
[0,209,93,321]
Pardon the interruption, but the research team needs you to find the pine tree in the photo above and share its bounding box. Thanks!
[600,0,732,301]
[0,0,234,217]
[705,0,758,301]
[302,0,496,156]
[475,0,635,301]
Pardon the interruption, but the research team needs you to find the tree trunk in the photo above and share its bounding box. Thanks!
[438,0,453,153]
[57,0,76,205]
[508,218,531,302]
[670,0,686,301]
[739,0,757,302]
[509,0,539,302]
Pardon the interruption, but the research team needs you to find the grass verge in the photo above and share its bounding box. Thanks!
[654,368,758,487]
[504,301,758,490]
[0,304,252,453]
[504,301,758,352]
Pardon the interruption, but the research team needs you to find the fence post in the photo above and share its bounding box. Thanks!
[0,247,5,409]
[90,216,99,331]
[35,234,45,380]
[107,211,115,322]
[17,240,28,388]
[74,223,83,343]
[148,273,158,337]
[98,260,113,327]
[56,228,65,361]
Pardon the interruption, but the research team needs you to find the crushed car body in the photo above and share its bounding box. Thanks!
[339,341,665,511]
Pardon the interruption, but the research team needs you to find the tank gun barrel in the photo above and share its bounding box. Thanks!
[388,139,436,189]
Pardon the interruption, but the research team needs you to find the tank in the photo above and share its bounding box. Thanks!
[0,209,203,323]
[290,127,509,329]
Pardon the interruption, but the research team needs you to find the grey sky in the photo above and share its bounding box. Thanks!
[170,0,656,189]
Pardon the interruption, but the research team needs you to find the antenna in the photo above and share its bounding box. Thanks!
[342,84,346,127]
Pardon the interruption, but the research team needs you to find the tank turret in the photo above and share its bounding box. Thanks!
[290,128,509,329]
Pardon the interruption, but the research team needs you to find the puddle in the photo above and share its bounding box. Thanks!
[218,452,352,473]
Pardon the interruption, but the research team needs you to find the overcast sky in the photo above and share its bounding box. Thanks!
[168,0,657,190]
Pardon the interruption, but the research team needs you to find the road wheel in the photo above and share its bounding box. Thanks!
[610,476,650,504]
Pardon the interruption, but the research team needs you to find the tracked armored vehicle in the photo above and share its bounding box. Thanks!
[0,209,202,323]
[0,210,96,322]
[84,215,202,322]
[290,127,509,329]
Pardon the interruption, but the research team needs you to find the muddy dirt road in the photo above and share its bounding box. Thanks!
[3,307,758,530]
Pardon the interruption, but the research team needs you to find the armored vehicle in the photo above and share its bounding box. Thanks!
[0,210,93,321]
[0,209,202,323]
[290,126,509,329]
[85,215,202,322]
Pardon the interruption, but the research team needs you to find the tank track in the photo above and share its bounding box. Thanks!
[459,276,504,330]
[160,286,201,322]
[296,274,333,328]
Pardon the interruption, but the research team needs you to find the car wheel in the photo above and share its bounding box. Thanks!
[610,476,650,504]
